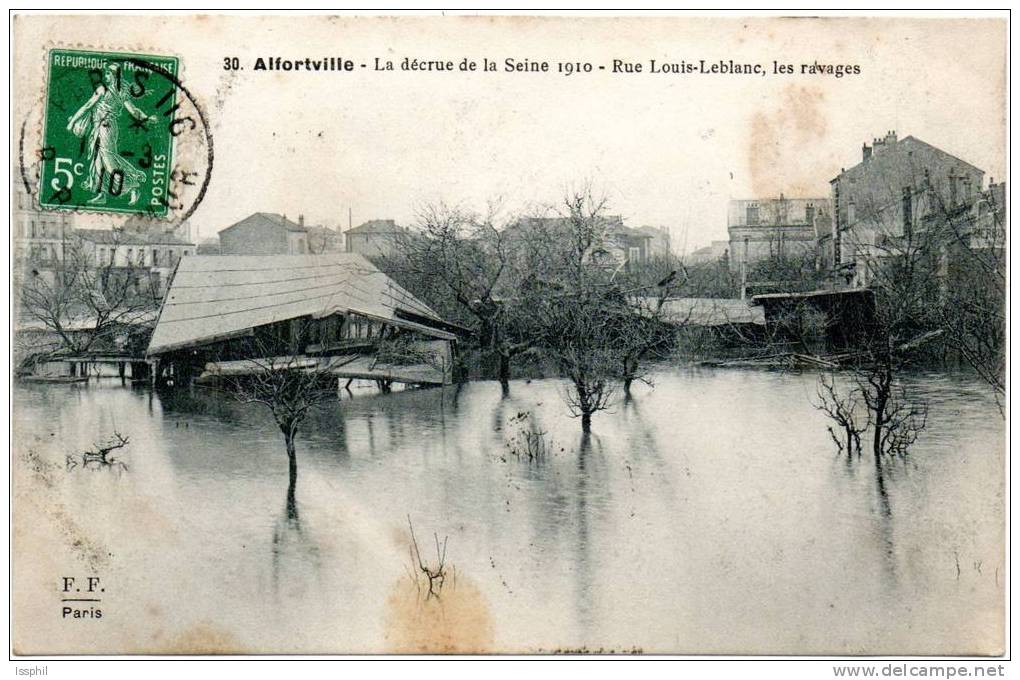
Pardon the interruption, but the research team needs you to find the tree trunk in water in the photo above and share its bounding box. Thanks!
[622,356,637,395]
[284,425,298,520]
[581,412,592,433]
[872,392,887,461]
[498,352,511,388]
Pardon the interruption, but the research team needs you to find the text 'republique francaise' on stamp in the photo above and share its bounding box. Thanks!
[23,47,213,230]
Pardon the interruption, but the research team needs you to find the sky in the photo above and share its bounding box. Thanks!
[13,14,1008,253]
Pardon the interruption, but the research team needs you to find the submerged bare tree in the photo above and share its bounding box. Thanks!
[931,186,1006,401]
[19,232,160,358]
[617,267,684,395]
[814,373,868,457]
[523,186,679,430]
[858,359,929,462]
[214,326,339,516]
[384,200,532,387]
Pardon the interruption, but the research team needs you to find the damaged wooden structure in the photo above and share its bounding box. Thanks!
[751,287,876,352]
[146,254,461,388]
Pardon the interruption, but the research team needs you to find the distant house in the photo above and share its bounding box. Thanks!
[631,225,673,259]
[196,237,221,255]
[344,219,405,258]
[75,228,195,296]
[687,240,730,265]
[12,180,74,264]
[727,195,830,274]
[219,212,309,255]
[829,131,997,287]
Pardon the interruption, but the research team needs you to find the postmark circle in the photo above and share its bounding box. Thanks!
[18,49,213,235]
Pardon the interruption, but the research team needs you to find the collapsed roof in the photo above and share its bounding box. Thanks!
[147,253,453,355]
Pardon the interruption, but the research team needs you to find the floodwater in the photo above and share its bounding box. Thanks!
[12,367,1004,654]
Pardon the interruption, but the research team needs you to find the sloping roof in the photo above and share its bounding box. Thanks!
[347,219,403,234]
[75,229,193,246]
[147,253,451,354]
[834,136,984,184]
[219,212,307,236]
[655,298,765,327]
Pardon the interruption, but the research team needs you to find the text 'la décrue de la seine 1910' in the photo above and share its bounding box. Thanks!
[240,56,861,78]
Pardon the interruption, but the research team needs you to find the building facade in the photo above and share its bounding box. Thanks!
[219,212,309,255]
[727,195,829,273]
[687,240,730,265]
[13,181,75,264]
[631,225,672,260]
[829,131,990,286]
[344,219,405,258]
[75,228,196,296]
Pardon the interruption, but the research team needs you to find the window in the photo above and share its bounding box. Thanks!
[746,204,759,225]
[99,247,106,263]
[628,246,641,263]
[805,203,815,225]
[127,248,134,265]
[152,249,159,266]
[183,250,190,256]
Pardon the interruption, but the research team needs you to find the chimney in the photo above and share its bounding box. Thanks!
[862,143,872,162]
[298,214,305,227]
[885,130,897,145]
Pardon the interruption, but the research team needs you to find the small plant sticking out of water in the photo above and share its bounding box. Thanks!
[814,368,928,463]
[407,514,448,600]
[66,431,130,473]
[503,411,550,463]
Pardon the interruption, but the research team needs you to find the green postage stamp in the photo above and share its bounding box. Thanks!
[38,48,180,216]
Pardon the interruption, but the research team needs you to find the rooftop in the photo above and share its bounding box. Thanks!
[346,219,404,235]
[834,134,984,183]
[643,297,765,327]
[219,212,308,235]
[75,228,194,246]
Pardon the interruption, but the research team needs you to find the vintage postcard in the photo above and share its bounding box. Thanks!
[9,13,1007,658]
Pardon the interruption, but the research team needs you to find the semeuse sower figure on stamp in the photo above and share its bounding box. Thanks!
[66,62,155,205]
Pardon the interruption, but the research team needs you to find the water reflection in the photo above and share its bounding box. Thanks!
[11,368,1005,654]
[270,484,323,603]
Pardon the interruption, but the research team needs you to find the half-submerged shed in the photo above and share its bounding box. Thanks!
[146,253,459,386]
